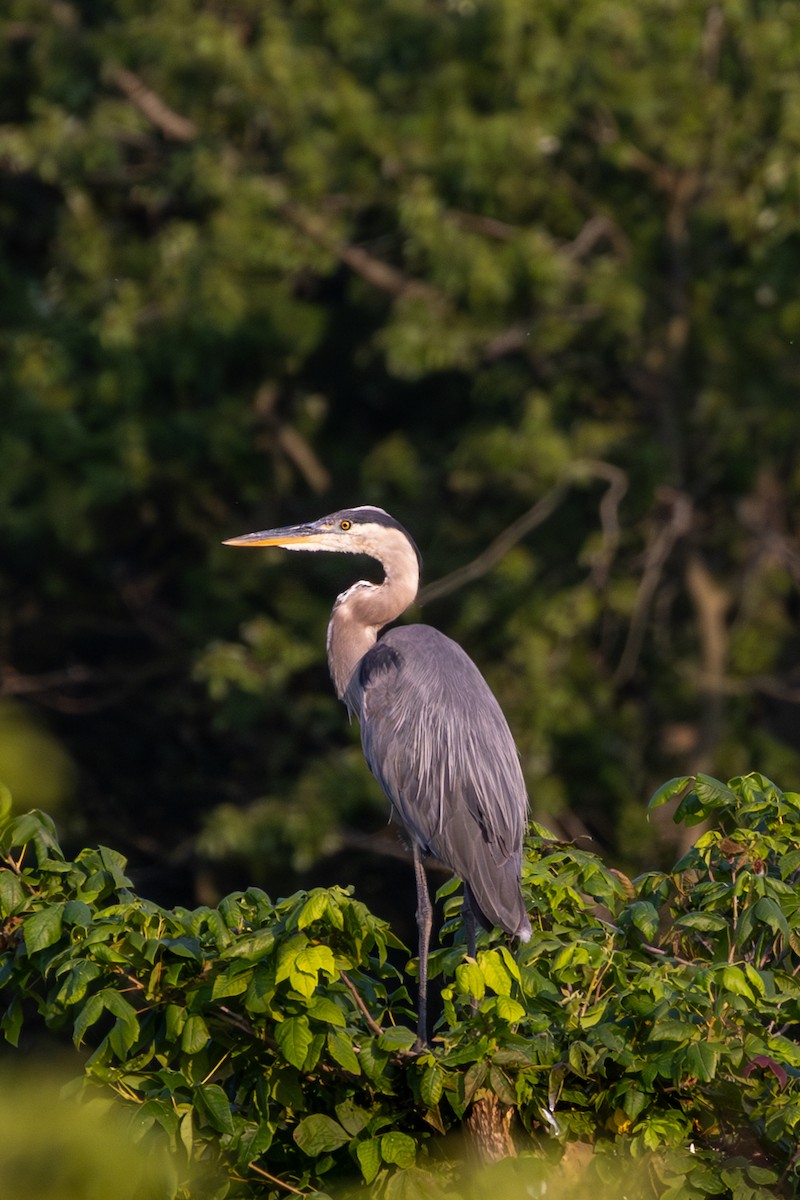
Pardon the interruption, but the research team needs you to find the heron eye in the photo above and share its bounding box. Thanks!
[340,519,352,531]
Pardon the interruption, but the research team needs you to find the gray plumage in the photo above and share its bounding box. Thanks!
[353,625,530,939]
[225,505,531,1044]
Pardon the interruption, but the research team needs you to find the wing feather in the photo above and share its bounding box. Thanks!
[354,625,530,937]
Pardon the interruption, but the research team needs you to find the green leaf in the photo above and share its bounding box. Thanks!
[648,777,692,811]
[488,1064,516,1106]
[684,1040,719,1082]
[2,812,48,852]
[196,1083,235,1135]
[63,899,93,927]
[0,782,12,823]
[2,993,23,1046]
[627,900,660,941]
[420,1062,444,1107]
[211,968,250,1001]
[297,891,329,929]
[181,1014,210,1055]
[56,960,101,1007]
[753,896,790,938]
[295,944,336,977]
[73,992,106,1046]
[578,1001,606,1030]
[23,904,65,953]
[746,1165,779,1185]
[742,962,766,997]
[495,995,526,1023]
[479,949,512,996]
[377,1026,417,1053]
[276,1015,313,1070]
[649,1018,696,1043]
[293,1113,350,1156]
[327,1028,361,1074]
[223,928,276,960]
[455,961,485,1000]
[356,1137,382,1184]
[463,1060,488,1105]
[359,1040,391,1085]
[307,995,346,1026]
[102,990,140,1057]
[380,1131,416,1168]
[694,774,738,810]
[335,1099,371,1136]
[720,965,755,1001]
[98,845,131,888]
[180,1108,193,1157]
[109,1011,139,1057]
[0,868,25,915]
[674,911,729,932]
[161,935,202,960]
[164,1004,186,1042]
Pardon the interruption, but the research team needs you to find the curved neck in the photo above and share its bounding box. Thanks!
[326,532,419,702]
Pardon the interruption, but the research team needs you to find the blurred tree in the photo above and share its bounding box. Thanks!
[1,0,800,905]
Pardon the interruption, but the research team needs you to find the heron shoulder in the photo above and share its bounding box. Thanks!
[359,624,522,759]
[357,622,528,863]
[373,624,501,700]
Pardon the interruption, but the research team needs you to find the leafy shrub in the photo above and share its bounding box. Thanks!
[2,773,800,1198]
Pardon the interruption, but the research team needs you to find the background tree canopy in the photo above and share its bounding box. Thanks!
[1,0,800,918]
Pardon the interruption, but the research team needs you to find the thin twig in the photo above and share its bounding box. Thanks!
[248,1162,308,1195]
[587,460,629,586]
[200,1050,231,1086]
[107,64,198,141]
[613,490,693,685]
[640,942,697,969]
[418,483,570,606]
[280,201,445,307]
[418,459,626,606]
[218,1006,260,1038]
[339,971,384,1036]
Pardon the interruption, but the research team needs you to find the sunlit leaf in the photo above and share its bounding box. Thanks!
[23,904,64,953]
[356,1137,382,1184]
[276,1015,313,1070]
[196,1084,235,1135]
[293,1114,350,1156]
[380,1131,416,1168]
[327,1029,361,1074]
[648,777,692,811]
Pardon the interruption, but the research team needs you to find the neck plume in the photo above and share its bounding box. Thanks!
[326,528,420,703]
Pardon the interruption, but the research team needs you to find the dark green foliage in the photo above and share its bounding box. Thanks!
[3,0,800,896]
[3,773,800,1198]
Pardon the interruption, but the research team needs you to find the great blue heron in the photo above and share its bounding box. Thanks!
[225,506,531,1045]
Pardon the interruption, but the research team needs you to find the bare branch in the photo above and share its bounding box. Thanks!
[613,490,693,686]
[564,214,631,261]
[584,460,629,587]
[106,64,198,142]
[418,459,628,606]
[449,209,519,241]
[418,482,570,607]
[247,1162,308,1196]
[683,553,731,776]
[0,664,96,697]
[339,971,384,1036]
[702,5,726,78]
[280,202,445,307]
[253,385,331,494]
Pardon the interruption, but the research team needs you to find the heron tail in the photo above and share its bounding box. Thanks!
[464,874,531,942]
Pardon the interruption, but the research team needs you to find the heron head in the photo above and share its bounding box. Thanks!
[224,506,422,572]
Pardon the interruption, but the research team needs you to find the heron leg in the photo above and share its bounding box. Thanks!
[462,895,478,1014]
[412,842,432,1049]
[463,895,477,960]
